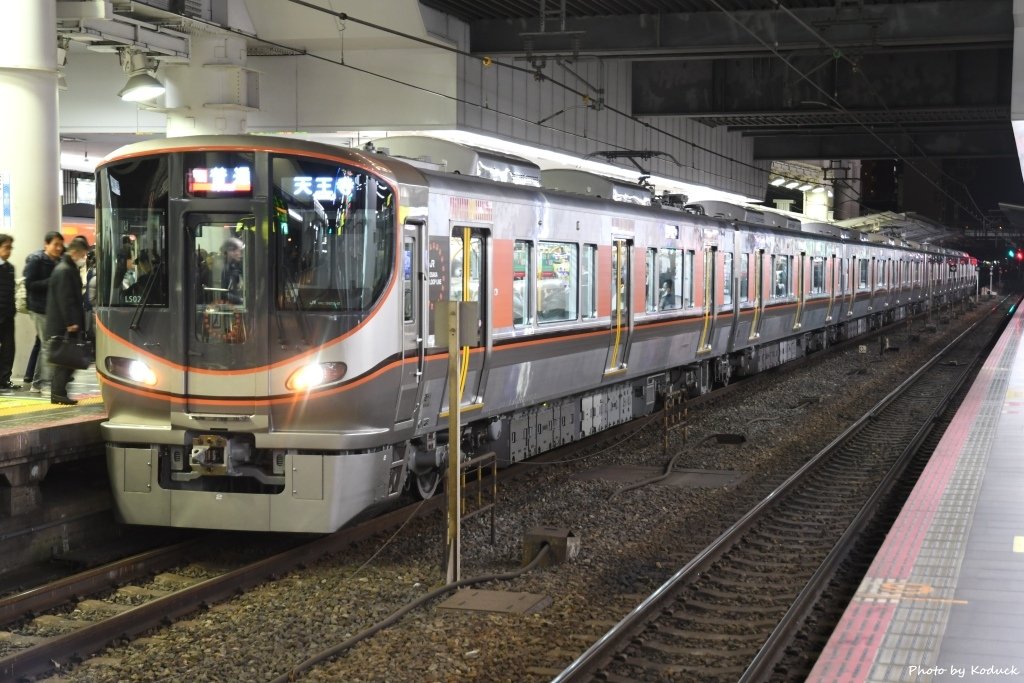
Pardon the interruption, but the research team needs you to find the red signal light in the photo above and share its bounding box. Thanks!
[1018,250,1023,261]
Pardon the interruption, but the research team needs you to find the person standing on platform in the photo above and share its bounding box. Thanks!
[45,237,87,406]
[0,234,20,394]
[24,231,64,395]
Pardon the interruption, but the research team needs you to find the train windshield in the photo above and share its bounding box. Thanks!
[271,155,395,312]
[96,155,170,308]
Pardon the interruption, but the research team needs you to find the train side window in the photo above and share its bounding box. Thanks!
[811,257,825,294]
[682,250,695,307]
[723,252,733,305]
[645,248,658,312]
[657,248,683,310]
[772,254,791,298]
[858,258,869,289]
[537,241,577,322]
[513,240,532,326]
[581,244,597,319]
[739,253,749,303]
[402,236,415,323]
[877,258,886,287]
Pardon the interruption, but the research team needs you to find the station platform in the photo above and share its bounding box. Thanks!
[0,369,105,517]
[808,303,1024,682]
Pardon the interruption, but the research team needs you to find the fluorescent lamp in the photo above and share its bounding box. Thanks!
[798,184,814,192]
[770,177,786,186]
[784,181,799,189]
[811,186,825,193]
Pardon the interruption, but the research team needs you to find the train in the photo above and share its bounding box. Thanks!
[93,135,977,533]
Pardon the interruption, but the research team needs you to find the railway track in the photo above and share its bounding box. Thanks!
[552,300,1010,683]
[0,304,982,681]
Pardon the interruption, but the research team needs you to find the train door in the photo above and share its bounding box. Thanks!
[748,249,765,340]
[826,254,838,321]
[448,226,489,408]
[846,256,857,316]
[395,219,426,426]
[184,213,261,414]
[793,252,806,330]
[698,246,716,352]
[605,237,632,374]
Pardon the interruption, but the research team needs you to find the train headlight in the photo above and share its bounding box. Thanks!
[105,357,158,386]
[286,362,347,392]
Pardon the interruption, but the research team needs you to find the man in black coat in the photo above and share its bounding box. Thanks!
[45,237,88,405]
[0,234,19,393]
[24,230,64,393]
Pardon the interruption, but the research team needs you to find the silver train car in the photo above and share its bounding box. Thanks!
[94,135,977,532]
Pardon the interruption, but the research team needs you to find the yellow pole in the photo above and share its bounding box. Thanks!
[446,302,461,584]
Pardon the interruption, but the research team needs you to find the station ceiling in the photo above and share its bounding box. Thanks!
[422,0,1014,163]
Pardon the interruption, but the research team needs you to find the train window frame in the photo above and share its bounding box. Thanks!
[772,254,792,298]
[96,154,170,310]
[271,154,395,314]
[656,248,684,311]
[810,256,825,294]
[402,235,415,324]
[581,243,598,319]
[858,258,869,290]
[682,250,695,307]
[722,252,733,305]
[513,240,533,327]
[536,241,578,323]
[739,253,749,303]
[645,248,658,312]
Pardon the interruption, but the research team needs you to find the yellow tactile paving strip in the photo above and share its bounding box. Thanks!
[0,393,103,417]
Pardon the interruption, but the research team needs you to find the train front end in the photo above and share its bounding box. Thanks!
[95,136,411,533]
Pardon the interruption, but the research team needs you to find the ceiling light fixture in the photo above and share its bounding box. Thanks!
[784,181,799,189]
[770,177,786,186]
[798,183,814,192]
[118,49,164,102]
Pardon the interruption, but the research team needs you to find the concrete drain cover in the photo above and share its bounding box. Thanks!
[574,465,744,488]
[438,589,551,614]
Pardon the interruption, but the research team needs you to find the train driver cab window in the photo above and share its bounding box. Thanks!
[272,155,395,313]
[537,241,577,322]
[513,240,532,326]
[96,154,170,309]
[581,244,597,319]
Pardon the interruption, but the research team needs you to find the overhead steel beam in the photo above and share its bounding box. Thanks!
[463,1,1011,58]
[752,128,1016,161]
[632,49,1010,118]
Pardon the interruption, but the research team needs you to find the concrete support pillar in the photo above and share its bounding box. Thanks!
[832,159,862,221]
[0,1,60,376]
[163,32,254,137]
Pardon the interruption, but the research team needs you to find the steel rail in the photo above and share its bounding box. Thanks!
[551,302,1000,683]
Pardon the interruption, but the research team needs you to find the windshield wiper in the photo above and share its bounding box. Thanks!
[129,261,162,331]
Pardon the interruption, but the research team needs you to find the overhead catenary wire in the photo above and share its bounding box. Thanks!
[709,0,985,224]
[188,2,878,215]
[767,0,987,223]
[282,0,869,203]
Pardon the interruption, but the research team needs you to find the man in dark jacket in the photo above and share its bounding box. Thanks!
[24,231,64,394]
[45,237,87,405]
[0,234,19,394]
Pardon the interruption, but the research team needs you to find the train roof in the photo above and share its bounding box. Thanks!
[98,134,435,189]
